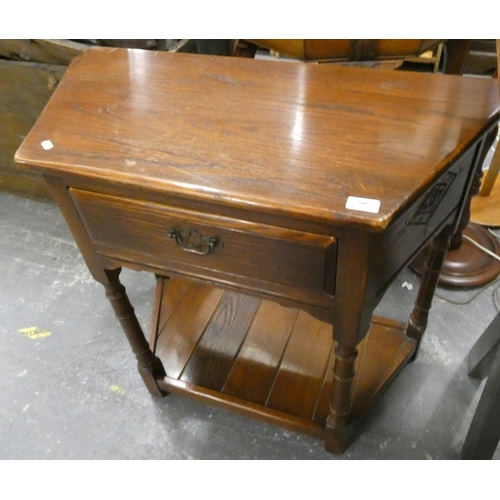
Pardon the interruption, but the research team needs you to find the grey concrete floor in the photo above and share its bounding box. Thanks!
[1,190,499,460]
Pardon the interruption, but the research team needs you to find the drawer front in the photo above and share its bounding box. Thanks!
[70,189,337,299]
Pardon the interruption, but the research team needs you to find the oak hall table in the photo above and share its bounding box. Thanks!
[15,47,499,454]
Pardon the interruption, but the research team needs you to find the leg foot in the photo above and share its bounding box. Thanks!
[325,420,355,455]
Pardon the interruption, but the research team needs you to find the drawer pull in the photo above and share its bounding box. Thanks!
[168,228,222,255]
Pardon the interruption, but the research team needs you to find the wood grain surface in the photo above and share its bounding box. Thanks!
[15,47,499,230]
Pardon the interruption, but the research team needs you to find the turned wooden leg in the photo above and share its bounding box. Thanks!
[325,343,358,454]
[406,228,453,357]
[102,268,167,397]
[42,177,167,396]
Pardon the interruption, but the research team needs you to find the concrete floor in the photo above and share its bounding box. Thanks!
[1,189,499,460]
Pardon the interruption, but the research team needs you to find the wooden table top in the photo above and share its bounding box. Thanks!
[15,47,499,231]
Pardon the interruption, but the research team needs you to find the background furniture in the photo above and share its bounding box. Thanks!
[463,311,500,459]
[245,39,442,63]
[471,39,500,228]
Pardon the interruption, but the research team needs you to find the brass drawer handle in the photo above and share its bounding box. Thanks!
[168,228,222,255]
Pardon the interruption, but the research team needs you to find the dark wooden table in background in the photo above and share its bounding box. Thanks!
[15,47,499,454]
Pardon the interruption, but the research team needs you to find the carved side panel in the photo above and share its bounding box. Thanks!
[377,144,479,294]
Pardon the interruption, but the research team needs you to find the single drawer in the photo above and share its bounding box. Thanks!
[70,189,337,301]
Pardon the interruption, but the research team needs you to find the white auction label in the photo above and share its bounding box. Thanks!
[345,196,381,214]
[41,140,54,150]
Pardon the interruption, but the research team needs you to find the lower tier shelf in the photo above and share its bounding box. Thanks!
[150,277,417,439]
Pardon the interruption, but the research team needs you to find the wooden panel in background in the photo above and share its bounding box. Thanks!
[0,39,88,65]
[0,60,66,200]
